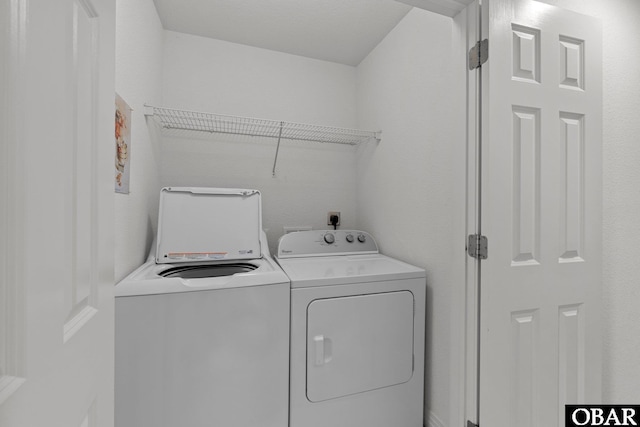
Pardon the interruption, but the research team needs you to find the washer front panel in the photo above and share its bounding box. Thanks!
[116,282,290,427]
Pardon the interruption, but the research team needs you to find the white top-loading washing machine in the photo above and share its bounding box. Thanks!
[276,230,426,427]
[115,187,290,427]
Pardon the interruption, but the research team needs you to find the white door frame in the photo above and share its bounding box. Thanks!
[450,2,481,427]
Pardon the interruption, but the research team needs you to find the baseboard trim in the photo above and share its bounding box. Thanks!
[427,411,446,427]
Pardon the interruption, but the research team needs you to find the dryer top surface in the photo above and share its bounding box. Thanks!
[277,253,425,288]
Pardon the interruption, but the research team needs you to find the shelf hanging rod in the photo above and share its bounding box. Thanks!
[272,122,284,177]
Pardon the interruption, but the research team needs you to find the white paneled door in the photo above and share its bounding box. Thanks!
[477,1,602,426]
[0,0,115,426]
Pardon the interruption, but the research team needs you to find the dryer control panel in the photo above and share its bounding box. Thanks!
[277,230,378,258]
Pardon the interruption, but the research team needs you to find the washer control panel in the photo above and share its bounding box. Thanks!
[277,230,378,258]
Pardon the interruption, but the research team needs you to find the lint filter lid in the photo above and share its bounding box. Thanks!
[155,187,262,264]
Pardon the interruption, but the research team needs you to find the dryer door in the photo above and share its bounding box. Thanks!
[306,291,414,402]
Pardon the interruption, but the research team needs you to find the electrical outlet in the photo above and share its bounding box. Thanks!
[327,211,340,226]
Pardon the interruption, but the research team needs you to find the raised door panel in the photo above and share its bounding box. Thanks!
[64,0,102,342]
[558,112,585,262]
[511,106,541,265]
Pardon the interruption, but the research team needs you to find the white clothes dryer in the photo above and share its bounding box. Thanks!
[115,188,290,427]
[276,230,426,427]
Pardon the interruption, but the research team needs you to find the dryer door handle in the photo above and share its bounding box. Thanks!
[313,335,333,366]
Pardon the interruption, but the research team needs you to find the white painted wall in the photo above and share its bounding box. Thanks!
[533,0,640,403]
[356,8,456,427]
[114,0,164,281]
[160,31,360,252]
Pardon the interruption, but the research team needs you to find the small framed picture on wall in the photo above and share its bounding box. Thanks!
[115,93,131,194]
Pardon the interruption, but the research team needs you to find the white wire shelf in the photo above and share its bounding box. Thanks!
[144,105,381,146]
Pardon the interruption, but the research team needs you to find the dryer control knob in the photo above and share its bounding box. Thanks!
[324,233,335,244]
[357,234,366,243]
[345,234,354,243]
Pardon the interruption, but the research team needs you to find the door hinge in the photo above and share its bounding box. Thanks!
[467,421,479,427]
[467,234,488,259]
[468,39,489,70]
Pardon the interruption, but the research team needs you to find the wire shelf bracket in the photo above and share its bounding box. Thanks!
[144,105,381,176]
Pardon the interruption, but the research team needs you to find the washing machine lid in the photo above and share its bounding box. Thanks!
[155,187,262,264]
